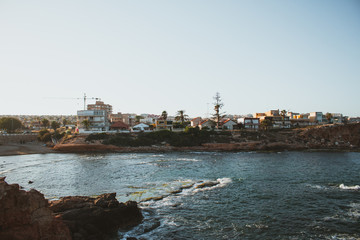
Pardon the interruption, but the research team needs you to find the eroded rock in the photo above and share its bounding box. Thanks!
[50,193,143,240]
[0,177,71,240]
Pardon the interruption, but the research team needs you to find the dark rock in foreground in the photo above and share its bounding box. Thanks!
[50,193,143,240]
[0,177,71,240]
[0,177,143,240]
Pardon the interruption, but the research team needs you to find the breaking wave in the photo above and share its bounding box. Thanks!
[339,184,360,190]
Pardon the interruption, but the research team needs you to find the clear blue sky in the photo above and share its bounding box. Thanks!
[1,0,359,117]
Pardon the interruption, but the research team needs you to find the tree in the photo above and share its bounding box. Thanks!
[82,120,90,130]
[212,92,224,129]
[175,110,189,125]
[51,121,60,131]
[42,118,50,128]
[261,119,272,130]
[325,112,333,123]
[0,117,23,133]
[135,115,144,123]
[161,111,168,120]
[280,110,287,119]
[62,119,68,126]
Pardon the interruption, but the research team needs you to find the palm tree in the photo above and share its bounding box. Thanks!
[212,92,224,129]
[325,112,333,123]
[42,118,49,129]
[81,119,90,130]
[280,110,287,119]
[161,111,168,120]
[175,110,189,125]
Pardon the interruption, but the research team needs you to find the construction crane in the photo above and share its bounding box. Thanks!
[79,93,101,110]
[45,93,101,110]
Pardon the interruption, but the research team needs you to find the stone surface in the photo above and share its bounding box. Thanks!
[50,193,143,240]
[0,177,71,240]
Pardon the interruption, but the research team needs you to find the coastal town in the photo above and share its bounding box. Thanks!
[1,97,360,135]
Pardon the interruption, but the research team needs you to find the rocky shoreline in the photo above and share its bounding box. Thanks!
[51,141,360,154]
[52,123,360,153]
[1,123,359,156]
[0,177,143,240]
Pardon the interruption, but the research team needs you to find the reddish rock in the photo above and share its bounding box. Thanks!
[0,177,71,240]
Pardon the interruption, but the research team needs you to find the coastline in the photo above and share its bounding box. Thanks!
[0,142,55,156]
[52,142,360,154]
[1,141,359,157]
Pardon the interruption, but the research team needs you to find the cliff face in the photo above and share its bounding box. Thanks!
[0,178,143,240]
[296,123,360,149]
[0,177,71,240]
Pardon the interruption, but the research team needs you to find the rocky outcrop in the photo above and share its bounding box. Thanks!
[0,177,71,240]
[0,178,143,240]
[50,193,143,240]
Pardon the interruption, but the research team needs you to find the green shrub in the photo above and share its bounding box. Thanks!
[86,133,110,142]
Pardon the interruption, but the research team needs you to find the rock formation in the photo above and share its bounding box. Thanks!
[0,178,143,240]
[50,193,143,240]
[0,177,71,240]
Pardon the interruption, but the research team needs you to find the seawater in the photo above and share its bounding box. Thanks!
[1,152,360,239]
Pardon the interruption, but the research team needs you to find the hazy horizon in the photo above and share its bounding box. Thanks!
[1,1,359,117]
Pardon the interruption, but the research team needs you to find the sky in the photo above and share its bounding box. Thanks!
[1,0,359,117]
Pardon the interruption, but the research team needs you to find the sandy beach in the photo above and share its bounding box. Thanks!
[0,142,55,156]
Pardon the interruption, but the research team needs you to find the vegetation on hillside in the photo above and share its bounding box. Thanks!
[85,128,232,147]
[0,117,23,133]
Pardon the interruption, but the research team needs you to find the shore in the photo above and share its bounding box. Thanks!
[0,142,55,156]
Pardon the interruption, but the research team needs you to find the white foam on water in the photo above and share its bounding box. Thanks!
[347,203,360,219]
[306,184,328,190]
[176,158,200,162]
[339,184,360,190]
[193,177,232,193]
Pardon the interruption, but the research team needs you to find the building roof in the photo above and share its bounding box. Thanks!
[133,123,150,129]
[110,121,129,129]
[220,119,236,126]
[200,119,215,125]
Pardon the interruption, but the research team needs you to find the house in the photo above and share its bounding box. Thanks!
[348,117,360,123]
[220,119,237,130]
[110,121,129,131]
[262,116,291,129]
[199,119,216,130]
[265,110,280,116]
[309,112,324,123]
[332,113,343,123]
[155,119,173,131]
[77,110,109,132]
[286,112,299,119]
[254,113,266,118]
[238,118,260,130]
[191,117,202,127]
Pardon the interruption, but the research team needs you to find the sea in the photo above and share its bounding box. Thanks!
[1,151,360,240]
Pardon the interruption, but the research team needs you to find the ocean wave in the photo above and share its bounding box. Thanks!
[306,184,328,190]
[123,178,232,204]
[193,178,232,193]
[339,184,360,190]
[176,158,200,162]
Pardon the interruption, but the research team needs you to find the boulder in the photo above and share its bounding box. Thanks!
[50,193,143,240]
[0,177,71,240]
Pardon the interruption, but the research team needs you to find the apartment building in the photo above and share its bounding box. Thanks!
[77,110,109,132]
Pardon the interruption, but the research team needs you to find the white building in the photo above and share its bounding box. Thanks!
[238,118,260,130]
[309,112,323,123]
[77,110,109,132]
